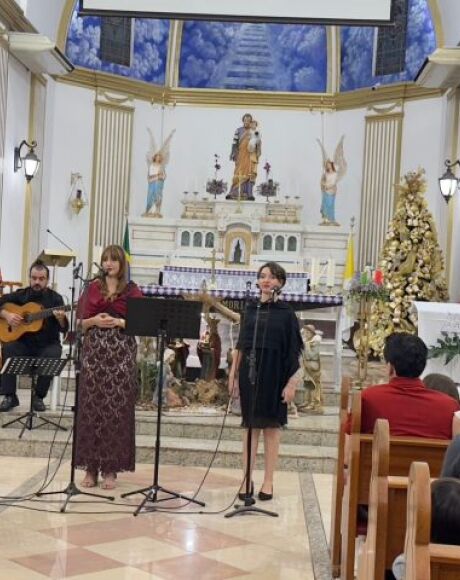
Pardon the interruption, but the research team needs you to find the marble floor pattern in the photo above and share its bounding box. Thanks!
[0,457,333,579]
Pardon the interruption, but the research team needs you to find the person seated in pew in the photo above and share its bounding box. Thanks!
[424,373,460,403]
[346,333,460,439]
[392,476,460,579]
[441,434,460,478]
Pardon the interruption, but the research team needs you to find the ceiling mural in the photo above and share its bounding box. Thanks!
[340,0,435,91]
[178,21,327,92]
[66,9,170,84]
[65,0,435,94]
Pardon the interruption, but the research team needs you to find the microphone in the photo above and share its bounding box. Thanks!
[73,261,83,280]
[271,285,282,298]
[93,262,107,278]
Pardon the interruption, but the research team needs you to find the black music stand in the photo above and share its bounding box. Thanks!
[1,357,68,439]
[121,297,205,515]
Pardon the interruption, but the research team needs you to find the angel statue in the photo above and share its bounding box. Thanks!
[143,127,175,217]
[316,135,347,226]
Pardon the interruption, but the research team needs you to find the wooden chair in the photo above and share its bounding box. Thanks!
[405,462,460,580]
[330,375,352,577]
[340,391,450,580]
[0,281,22,296]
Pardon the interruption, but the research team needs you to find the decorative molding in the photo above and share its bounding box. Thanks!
[0,0,37,33]
[88,94,134,265]
[358,111,403,269]
[98,89,133,105]
[367,101,402,114]
[58,67,443,112]
[446,88,459,287]
[166,20,183,89]
[428,0,444,48]
[56,0,77,52]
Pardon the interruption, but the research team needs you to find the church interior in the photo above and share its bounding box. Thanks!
[1,1,460,578]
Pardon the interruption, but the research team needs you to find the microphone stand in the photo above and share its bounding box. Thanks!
[37,233,112,510]
[226,284,278,518]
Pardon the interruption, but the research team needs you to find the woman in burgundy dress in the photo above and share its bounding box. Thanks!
[76,244,142,489]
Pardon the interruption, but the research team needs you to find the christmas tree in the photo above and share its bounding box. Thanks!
[369,168,449,357]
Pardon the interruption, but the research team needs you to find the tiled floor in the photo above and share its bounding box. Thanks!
[0,457,333,579]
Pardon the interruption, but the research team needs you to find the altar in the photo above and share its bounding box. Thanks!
[128,197,349,290]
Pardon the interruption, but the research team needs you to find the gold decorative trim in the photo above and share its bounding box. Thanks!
[56,0,75,52]
[367,101,402,114]
[428,0,444,48]
[446,88,459,286]
[99,89,133,105]
[21,74,40,282]
[0,0,36,33]
[166,20,183,88]
[326,26,333,94]
[58,67,443,111]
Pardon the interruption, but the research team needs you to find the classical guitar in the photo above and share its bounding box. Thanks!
[0,302,72,343]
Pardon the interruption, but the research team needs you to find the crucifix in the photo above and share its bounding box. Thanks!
[202,248,223,289]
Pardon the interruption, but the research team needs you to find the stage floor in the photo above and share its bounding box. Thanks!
[0,457,333,579]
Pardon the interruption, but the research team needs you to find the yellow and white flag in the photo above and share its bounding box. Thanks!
[343,232,355,289]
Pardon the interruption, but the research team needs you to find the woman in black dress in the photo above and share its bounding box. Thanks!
[229,262,303,499]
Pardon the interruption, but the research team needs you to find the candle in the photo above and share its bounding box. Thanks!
[310,258,317,287]
[326,258,335,287]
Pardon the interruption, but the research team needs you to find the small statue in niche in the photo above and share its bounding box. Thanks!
[299,324,324,414]
[316,135,347,226]
[144,127,175,217]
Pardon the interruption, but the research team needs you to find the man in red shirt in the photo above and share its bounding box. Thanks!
[353,333,460,439]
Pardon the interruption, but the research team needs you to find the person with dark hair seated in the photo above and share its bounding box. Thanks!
[423,373,460,403]
[392,476,460,579]
[441,435,460,479]
[347,333,460,439]
[0,260,68,412]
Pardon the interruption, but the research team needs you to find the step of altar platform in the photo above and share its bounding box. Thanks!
[0,399,339,447]
[0,389,339,472]
[0,428,337,473]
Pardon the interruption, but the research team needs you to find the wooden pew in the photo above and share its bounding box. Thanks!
[340,391,450,580]
[357,418,389,580]
[405,462,460,580]
[330,375,352,577]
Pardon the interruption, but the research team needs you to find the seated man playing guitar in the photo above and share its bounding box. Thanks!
[0,259,68,412]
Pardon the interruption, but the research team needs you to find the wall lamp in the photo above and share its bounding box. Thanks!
[439,159,460,203]
[14,139,40,182]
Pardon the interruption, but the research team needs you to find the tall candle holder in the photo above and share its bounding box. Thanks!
[345,270,388,389]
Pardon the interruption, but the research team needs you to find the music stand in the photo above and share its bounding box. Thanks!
[38,249,75,289]
[1,357,68,439]
[121,297,204,515]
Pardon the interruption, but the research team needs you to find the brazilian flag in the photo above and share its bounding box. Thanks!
[123,221,131,279]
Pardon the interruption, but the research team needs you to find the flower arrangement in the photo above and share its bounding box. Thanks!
[256,161,279,201]
[206,154,227,198]
[345,268,389,302]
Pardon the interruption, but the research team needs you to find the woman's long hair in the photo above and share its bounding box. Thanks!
[99,244,128,300]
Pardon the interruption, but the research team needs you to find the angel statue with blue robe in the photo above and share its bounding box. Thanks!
[143,127,175,217]
[316,135,347,226]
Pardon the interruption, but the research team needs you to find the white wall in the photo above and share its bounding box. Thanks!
[23,0,66,43]
[0,56,30,280]
[400,97,447,253]
[44,81,95,295]
[437,0,460,47]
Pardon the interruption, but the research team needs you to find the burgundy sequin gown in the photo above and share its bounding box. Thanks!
[75,280,142,474]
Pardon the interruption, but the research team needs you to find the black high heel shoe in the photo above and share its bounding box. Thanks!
[238,481,254,501]
[258,486,273,501]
